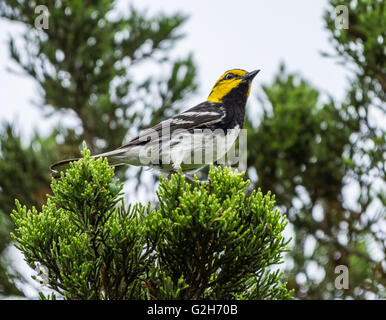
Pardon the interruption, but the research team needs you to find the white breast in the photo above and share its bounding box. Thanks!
[167,126,241,169]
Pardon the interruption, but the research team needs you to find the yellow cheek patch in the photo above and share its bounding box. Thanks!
[207,69,250,103]
[208,78,243,103]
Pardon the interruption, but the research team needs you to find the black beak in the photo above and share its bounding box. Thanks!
[243,69,260,81]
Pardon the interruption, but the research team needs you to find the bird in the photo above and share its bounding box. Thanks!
[50,69,260,180]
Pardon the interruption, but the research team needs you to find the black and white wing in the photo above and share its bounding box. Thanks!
[119,101,225,148]
[50,102,225,174]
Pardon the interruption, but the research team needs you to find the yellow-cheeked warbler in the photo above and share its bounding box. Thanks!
[50,69,260,179]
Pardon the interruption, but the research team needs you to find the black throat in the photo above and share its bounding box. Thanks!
[219,81,249,130]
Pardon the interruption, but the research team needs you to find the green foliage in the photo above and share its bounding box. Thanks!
[0,209,23,297]
[11,146,148,299]
[1,0,384,301]
[244,0,386,299]
[0,0,198,297]
[247,64,385,299]
[146,167,291,299]
[11,148,292,300]
[247,64,357,206]
[324,0,385,100]
[0,124,63,297]
[0,0,197,153]
[0,124,64,214]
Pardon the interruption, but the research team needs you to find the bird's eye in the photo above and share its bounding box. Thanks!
[225,73,234,80]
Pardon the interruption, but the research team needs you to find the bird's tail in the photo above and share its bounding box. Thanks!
[50,157,79,177]
[50,148,131,177]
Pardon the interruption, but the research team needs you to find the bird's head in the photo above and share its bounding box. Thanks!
[207,69,260,103]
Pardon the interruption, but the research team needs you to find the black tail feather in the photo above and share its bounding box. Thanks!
[50,158,79,177]
[49,155,127,178]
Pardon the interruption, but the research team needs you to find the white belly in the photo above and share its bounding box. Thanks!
[110,126,241,172]
[167,126,241,170]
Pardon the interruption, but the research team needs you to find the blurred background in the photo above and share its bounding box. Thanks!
[0,0,384,299]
